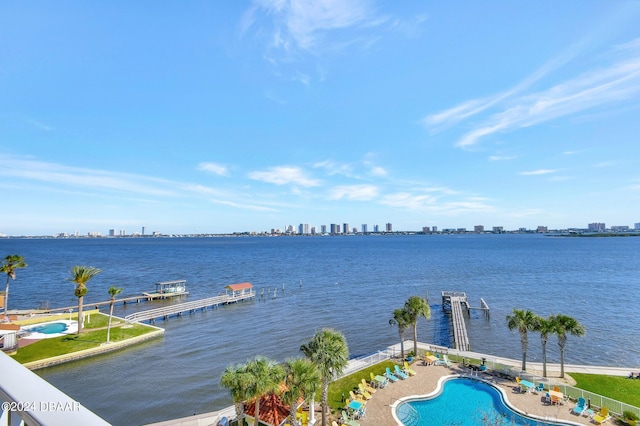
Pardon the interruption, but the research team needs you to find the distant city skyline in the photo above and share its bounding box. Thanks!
[2,220,638,238]
[2,2,640,236]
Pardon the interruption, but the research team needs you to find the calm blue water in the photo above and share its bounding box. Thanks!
[400,378,572,426]
[1,234,638,425]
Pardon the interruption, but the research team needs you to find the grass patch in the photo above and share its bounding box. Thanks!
[571,373,640,408]
[327,360,397,412]
[11,323,156,364]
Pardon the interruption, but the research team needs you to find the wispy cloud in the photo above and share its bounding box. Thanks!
[380,192,493,213]
[519,169,559,176]
[26,118,54,131]
[424,37,640,148]
[246,0,380,52]
[248,165,322,186]
[0,154,276,212]
[328,184,378,200]
[198,162,230,176]
[489,155,516,161]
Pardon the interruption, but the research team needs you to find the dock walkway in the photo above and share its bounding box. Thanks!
[441,291,489,351]
[124,291,255,323]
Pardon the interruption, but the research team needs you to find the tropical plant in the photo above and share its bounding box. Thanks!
[404,296,431,357]
[1,254,27,317]
[300,328,349,426]
[389,307,411,359]
[506,308,537,371]
[220,363,252,426]
[551,314,585,378]
[67,265,102,334]
[281,357,321,426]
[533,315,556,377]
[106,286,123,343]
[244,356,284,426]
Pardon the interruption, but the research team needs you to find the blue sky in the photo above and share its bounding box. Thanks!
[2,1,640,235]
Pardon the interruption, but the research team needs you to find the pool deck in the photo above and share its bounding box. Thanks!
[358,362,593,426]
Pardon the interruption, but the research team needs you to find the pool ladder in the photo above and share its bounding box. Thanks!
[397,402,420,426]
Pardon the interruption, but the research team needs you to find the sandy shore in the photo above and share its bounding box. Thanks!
[354,362,595,426]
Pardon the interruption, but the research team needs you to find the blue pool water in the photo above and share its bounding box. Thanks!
[30,322,68,334]
[397,377,574,426]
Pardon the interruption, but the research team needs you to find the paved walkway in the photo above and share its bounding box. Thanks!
[356,362,594,426]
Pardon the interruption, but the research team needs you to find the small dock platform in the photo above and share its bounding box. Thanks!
[124,282,256,323]
[441,291,490,351]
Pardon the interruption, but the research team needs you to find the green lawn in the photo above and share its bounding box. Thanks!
[571,373,640,407]
[11,321,157,364]
[327,360,396,412]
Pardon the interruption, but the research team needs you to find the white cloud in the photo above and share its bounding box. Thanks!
[519,169,559,176]
[489,155,516,161]
[198,162,230,176]
[248,165,322,186]
[328,184,378,200]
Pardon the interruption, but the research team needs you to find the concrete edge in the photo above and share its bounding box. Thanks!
[22,326,164,370]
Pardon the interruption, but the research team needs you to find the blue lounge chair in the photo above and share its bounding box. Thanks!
[394,364,409,379]
[535,383,544,393]
[572,397,587,415]
[385,367,399,382]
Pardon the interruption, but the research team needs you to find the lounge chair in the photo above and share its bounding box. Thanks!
[357,383,373,399]
[349,391,368,403]
[341,410,360,426]
[394,364,409,379]
[593,407,611,424]
[385,367,399,382]
[403,361,417,376]
[435,354,452,367]
[360,378,377,393]
[535,383,544,393]
[572,397,587,415]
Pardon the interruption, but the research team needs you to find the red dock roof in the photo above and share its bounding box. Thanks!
[225,282,253,291]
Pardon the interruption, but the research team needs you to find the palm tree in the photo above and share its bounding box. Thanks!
[244,356,284,426]
[404,296,431,357]
[1,254,27,317]
[506,308,537,371]
[551,314,585,378]
[281,357,321,426]
[106,286,123,343]
[300,328,349,426]
[389,307,411,359]
[220,363,252,426]
[68,265,102,334]
[533,315,555,377]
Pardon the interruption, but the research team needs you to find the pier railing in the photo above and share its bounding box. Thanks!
[124,291,255,323]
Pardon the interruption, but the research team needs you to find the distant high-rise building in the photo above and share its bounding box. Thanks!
[492,226,504,233]
[343,223,349,234]
[588,223,605,232]
[298,223,310,235]
[537,226,548,233]
[362,224,368,233]
[141,226,146,236]
[330,224,340,234]
[432,226,437,233]
[386,223,392,232]
[374,224,379,232]
[422,226,431,233]
[321,225,327,234]
[109,229,116,237]
[474,225,484,233]
[635,223,640,230]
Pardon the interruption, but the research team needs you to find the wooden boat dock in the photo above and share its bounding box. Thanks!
[441,291,490,351]
[124,282,255,323]
[38,280,190,314]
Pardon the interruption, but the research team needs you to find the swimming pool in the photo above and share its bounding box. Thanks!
[394,376,581,426]
[21,320,78,339]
